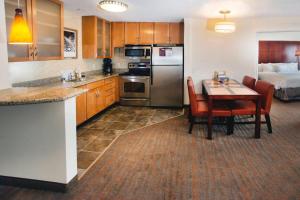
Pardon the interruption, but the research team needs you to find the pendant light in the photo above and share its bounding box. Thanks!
[9,0,33,45]
[98,0,128,13]
[215,10,236,33]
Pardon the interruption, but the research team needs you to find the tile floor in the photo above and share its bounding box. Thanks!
[77,105,183,178]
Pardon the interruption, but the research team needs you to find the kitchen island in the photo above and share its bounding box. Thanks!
[0,86,85,191]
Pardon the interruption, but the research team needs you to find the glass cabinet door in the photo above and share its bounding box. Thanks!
[104,20,111,57]
[33,0,63,60]
[5,0,32,61]
[97,18,104,58]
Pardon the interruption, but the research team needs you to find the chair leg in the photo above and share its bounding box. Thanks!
[265,114,272,134]
[226,117,231,135]
[189,116,194,134]
[227,116,234,135]
[188,106,192,122]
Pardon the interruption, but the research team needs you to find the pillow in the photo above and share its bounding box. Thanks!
[273,63,298,73]
[258,64,263,72]
[260,63,275,72]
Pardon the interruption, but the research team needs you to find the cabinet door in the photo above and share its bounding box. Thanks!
[86,88,98,119]
[96,87,106,112]
[76,87,87,125]
[139,22,154,45]
[4,0,33,62]
[32,0,63,60]
[154,22,169,44]
[115,77,120,102]
[112,22,125,48]
[104,20,111,58]
[125,22,139,45]
[169,22,183,44]
[97,18,104,58]
[82,16,97,58]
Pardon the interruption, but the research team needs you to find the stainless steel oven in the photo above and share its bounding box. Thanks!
[119,76,150,106]
[125,45,152,59]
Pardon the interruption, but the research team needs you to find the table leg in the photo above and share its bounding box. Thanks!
[255,96,261,139]
[207,97,213,140]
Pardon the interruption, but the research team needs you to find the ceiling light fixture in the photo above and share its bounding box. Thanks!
[9,0,32,44]
[214,10,236,33]
[98,0,128,13]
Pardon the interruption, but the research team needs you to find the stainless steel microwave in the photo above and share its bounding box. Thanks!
[124,45,152,59]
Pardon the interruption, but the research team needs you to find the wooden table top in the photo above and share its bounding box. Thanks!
[203,79,259,96]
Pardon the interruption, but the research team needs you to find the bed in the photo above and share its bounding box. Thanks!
[258,63,300,101]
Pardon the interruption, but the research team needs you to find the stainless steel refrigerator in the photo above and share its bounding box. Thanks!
[151,45,184,107]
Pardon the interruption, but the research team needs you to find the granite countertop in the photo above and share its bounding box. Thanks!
[0,73,120,106]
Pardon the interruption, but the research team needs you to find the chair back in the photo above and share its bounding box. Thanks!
[243,76,256,90]
[187,77,198,115]
[254,80,274,113]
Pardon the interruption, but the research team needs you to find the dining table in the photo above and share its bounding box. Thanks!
[202,79,262,140]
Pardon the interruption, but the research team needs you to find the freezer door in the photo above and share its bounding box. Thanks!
[151,65,183,107]
[152,46,183,65]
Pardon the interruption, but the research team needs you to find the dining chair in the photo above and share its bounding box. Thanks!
[242,76,256,90]
[187,77,232,134]
[230,80,275,134]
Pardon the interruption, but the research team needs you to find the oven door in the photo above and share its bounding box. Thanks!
[120,76,150,99]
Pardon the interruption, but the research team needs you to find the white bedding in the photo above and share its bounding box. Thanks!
[258,72,300,89]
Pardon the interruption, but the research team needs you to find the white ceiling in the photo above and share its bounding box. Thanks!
[63,0,300,22]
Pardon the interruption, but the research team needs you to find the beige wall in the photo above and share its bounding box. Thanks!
[184,17,300,104]
[8,9,102,83]
[0,0,11,89]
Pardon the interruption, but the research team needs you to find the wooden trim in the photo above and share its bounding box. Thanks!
[60,1,64,60]
[0,175,77,192]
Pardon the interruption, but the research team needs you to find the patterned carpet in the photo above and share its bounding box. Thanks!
[0,99,299,200]
[77,106,184,178]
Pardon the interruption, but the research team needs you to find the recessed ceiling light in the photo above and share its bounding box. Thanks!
[97,0,128,13]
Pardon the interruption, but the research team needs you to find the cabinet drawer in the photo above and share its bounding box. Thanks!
[105,94,115,106]
[104,82,115,90]
[105,88,115,96]
[104,78,115,85]
[86,80,104,90]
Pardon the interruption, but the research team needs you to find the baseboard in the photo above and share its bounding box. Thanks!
[0,175,77,192]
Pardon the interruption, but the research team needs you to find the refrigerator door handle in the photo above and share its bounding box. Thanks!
[151,67,153,85]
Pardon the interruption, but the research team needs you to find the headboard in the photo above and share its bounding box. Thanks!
[259,41,300,64]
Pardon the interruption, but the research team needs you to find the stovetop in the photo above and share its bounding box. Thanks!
[119,72,150,76]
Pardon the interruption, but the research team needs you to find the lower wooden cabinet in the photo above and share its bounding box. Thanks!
[76,77,118,125]
[76,86,87,125]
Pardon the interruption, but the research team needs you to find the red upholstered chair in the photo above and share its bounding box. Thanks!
[231,80,275,133]
[242,76,256,90]
[187,77,232,134]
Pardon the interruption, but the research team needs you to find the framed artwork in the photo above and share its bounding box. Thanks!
[64,28,78,59]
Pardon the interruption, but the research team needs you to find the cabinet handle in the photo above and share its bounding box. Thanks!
[34,47,38,57]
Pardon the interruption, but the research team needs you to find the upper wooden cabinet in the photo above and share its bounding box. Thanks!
[169,22,184,44]
[123,22,154,45]
[154,22,183,45]
[125,22,140,45]
[112,22,125,48]
[139,22,154,45]
[154,22,169,44]
[4,0,64,62]
[82,16,112,59]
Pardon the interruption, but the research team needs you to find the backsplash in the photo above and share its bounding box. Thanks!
[112,48,130,69]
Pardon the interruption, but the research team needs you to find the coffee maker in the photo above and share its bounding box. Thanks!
[103,58,113,75]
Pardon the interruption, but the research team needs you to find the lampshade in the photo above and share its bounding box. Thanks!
[215,21,236,33]
[214,10,236,33]
[9,8,32,45]
[98,0,128,12]
[295,50,300,56]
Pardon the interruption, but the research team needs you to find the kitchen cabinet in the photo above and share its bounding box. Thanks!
[154,22,183,45]
[4,0,64,62]
[76,86,87,125]
[125,22,140,45]
[139,22,154,45]
[169,22,184,44]
[154,22,169,44]
[112,22,125,48]
[76,77,118,125]
[82,16,112,59]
